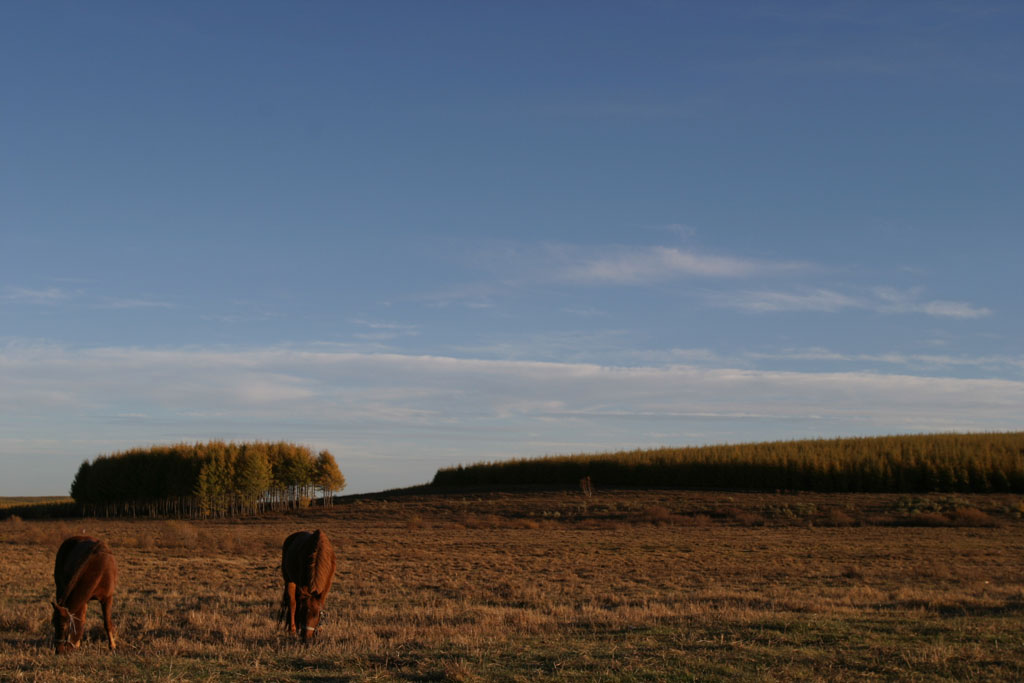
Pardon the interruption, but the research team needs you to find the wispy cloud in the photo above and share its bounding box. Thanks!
[416,283,499,309]
[350,319,421,341]
[713,286,991,319]
[917,301,992,318]
[201,308,280,324]
[746,347,1024,374]
[98,297,176,310]
[452,329,633,364]
[411,242,794,307]
[561,307,609,318]
[560,246,806,285]
[5,343,1021,421]
[873,287,992,319]
[628,348,724,365]
[714,288,859,313]
[3,286,73,304]
[655,223,697,239]
[4,287,175,310]
[4,343,1023,495]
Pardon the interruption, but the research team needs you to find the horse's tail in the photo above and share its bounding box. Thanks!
[277,586,289,627]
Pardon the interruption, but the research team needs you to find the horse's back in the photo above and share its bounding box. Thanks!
[282,531,313,556]
[280,531,304,583]
[56,535,97,568]
[54,536,116,602]
[281,529,335,593]
[55,536,98,596]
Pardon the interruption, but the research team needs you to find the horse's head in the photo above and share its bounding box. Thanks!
[51,601,79,654]
[296,588,327,642]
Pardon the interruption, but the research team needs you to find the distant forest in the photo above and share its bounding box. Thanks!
[70,441,345,518]
[432,433,1024,493]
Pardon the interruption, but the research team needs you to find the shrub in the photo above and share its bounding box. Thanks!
[733,512,766,527]
[637,505,676,525]
[823,508,856,527]
[134,532,156,550]
[951,507,1000,528]
[157,520,199,548]
[907,512,950,527]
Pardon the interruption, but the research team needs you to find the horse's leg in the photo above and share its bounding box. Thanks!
[100,595,117,650]
[72,605,88,649]
[284,583,297,633]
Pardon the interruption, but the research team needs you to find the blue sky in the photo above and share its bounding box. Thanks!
[2,1,1023,495]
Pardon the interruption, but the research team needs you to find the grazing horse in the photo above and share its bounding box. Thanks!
[51,536,118,653]
[279,529,336,642]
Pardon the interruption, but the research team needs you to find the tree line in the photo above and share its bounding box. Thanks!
[70,441,346,518]
[432,432,1024,493]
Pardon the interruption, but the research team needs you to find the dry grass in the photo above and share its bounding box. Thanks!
[2,489,1024,681]
[0,497,73,509]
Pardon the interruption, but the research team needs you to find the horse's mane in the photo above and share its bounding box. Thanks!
[60,539,111,604]
[307,530,334,595]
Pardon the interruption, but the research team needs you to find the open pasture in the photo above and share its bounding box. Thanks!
[2,489,1024,681]
[0,497,74,511]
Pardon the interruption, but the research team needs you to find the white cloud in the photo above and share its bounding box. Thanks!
[873,287,992,318]
[712,286,992,318]
[657,223,697,238]
[629,348,724,365]
[4,287,174,310]
[98,297,175,310]
[918,300,992,319]
[3,337,1021,498]
[746,347,1024,374]
[351,319,418,332]
[3,286,73,304]
[350,319,421,341]
[201,309,279,324]
[561,246,804,284]
[561,307,609,318]
[3,344,1022,485]
[447,239,993,321]
[416,282,499,309]
[715,288,859,313]
[422,240,992,325]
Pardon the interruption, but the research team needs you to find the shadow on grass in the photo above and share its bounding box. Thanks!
[880,597,1024,618]
[936,598,1024,618]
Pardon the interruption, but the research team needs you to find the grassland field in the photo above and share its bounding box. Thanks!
[2,488,1024,681]
[0,497,73,510]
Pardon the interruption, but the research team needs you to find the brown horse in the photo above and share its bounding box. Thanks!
[51,536,118,653]
[279,529,336,642]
